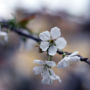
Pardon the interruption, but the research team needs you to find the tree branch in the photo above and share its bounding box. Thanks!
[0,21,90,65]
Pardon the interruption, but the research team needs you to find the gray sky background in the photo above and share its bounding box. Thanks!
[0,0,89,19]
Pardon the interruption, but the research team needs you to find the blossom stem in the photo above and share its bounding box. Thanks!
[62,53,66,58]
[48,55,52,61]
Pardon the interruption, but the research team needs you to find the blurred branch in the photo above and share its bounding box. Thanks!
[0,20,41,42]
[0,20,90,65]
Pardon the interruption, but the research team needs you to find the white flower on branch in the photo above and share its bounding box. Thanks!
[57,51,80,68]
[39,27,67,56]
[33,60,61,85]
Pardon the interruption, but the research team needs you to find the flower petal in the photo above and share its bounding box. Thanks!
[68,56,80,62]
[49,69,57,80]
[55,37,67,50]
[41,69,49,78]
[57,56,80,68]
[40,41,49,51]
[39,31,50,41]
[41,69,54,85]
[55,75,62,83]
[49,69,61,83]
[34,60,44,64]
[69,51,79,57]
[50,27,61,39]
[45,61,56,67]
[57,59,69,68]
[41,76,52,85]
[33,66,43,75]
[48,46,57,56]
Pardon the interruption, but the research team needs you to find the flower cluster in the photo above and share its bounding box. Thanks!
[33,60,61,84]
[33,27,80,85]
[0,21,86,85]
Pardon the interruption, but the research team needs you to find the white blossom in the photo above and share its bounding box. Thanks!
[57,51,80,68]
[33,60,61,85]
[39,27,67,56]
[0,31,8,42]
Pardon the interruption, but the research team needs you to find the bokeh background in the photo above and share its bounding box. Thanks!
[0,0,90,90]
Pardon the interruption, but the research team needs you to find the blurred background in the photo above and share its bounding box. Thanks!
[0,0,90,90]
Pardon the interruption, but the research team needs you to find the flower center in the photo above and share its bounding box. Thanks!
[49,40,56,46]
[44,64,51,68]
